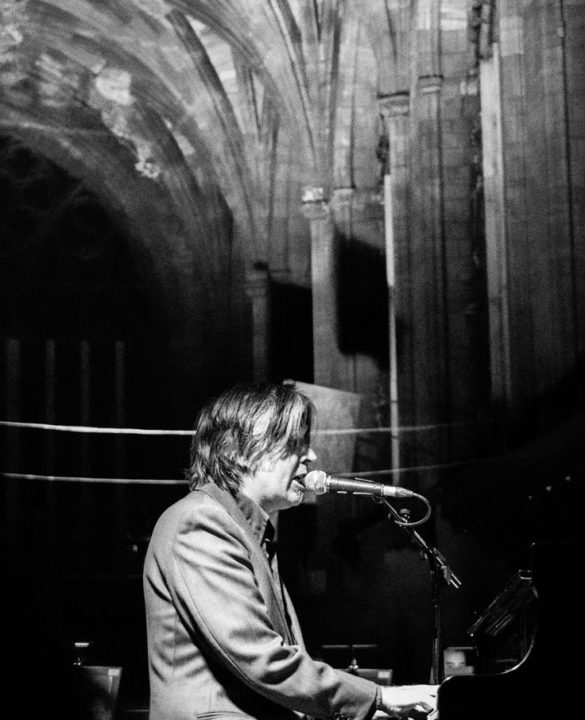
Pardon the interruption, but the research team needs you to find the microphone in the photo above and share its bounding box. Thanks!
[304,470,416,498]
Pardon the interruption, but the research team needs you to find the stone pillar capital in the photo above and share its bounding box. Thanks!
[301,186,330,221]
[378,92,410,120]
[301,185,326,203]
[418,74,443,94]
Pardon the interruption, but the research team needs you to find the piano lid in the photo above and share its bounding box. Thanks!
[467,569,535,639]
[437,541,584,720]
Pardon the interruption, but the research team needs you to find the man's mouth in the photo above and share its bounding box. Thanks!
[292,474,307,489]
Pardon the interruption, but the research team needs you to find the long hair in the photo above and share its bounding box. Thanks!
[186,382,315,495]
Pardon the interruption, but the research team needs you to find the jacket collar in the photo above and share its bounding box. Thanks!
[195,481,274,548]
[235,489,272,545]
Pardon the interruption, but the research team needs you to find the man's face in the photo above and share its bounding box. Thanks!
[244,444,316,515]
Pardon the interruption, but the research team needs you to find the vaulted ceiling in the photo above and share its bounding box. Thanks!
[1,0,406,270]
[2,0,431,417]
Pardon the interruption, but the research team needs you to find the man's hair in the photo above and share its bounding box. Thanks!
[186,382,315,494]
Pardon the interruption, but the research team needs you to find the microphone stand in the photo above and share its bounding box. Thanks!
[380,497,461,685]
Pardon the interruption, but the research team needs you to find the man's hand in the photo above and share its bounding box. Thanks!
[377,684,438,718]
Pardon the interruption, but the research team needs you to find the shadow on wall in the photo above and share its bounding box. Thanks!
[336,234,390,369]
[270,279,313,383]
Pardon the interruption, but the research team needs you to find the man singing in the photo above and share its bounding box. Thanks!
[143,382,437,719]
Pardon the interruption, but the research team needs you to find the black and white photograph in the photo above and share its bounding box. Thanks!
[1,2,584,719]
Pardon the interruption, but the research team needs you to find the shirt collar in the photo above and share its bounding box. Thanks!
[236,490,273,545]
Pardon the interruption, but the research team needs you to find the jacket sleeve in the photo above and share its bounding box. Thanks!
[168,500,378,720]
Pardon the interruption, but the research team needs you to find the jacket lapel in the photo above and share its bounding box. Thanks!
[197,483,297,644]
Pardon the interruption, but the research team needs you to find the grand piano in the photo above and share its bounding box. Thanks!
[437,541,584,719]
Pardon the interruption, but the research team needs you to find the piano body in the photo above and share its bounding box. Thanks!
[438,542,584,719]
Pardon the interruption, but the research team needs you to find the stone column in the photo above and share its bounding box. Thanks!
[245,265,271,381]
[303,186,354,390]
[378,92,410,480]
[480,46,512,406]
[411,74,448,424]
[412,0,447,429]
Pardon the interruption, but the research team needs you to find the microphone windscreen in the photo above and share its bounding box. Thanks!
[304,470,328,495]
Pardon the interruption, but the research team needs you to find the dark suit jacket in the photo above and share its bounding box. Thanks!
[143,483,377,720]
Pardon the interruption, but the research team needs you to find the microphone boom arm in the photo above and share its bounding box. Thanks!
[381,496,462,684]
[381,496,462,590]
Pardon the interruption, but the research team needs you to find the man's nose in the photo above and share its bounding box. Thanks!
[304,447,317,462]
